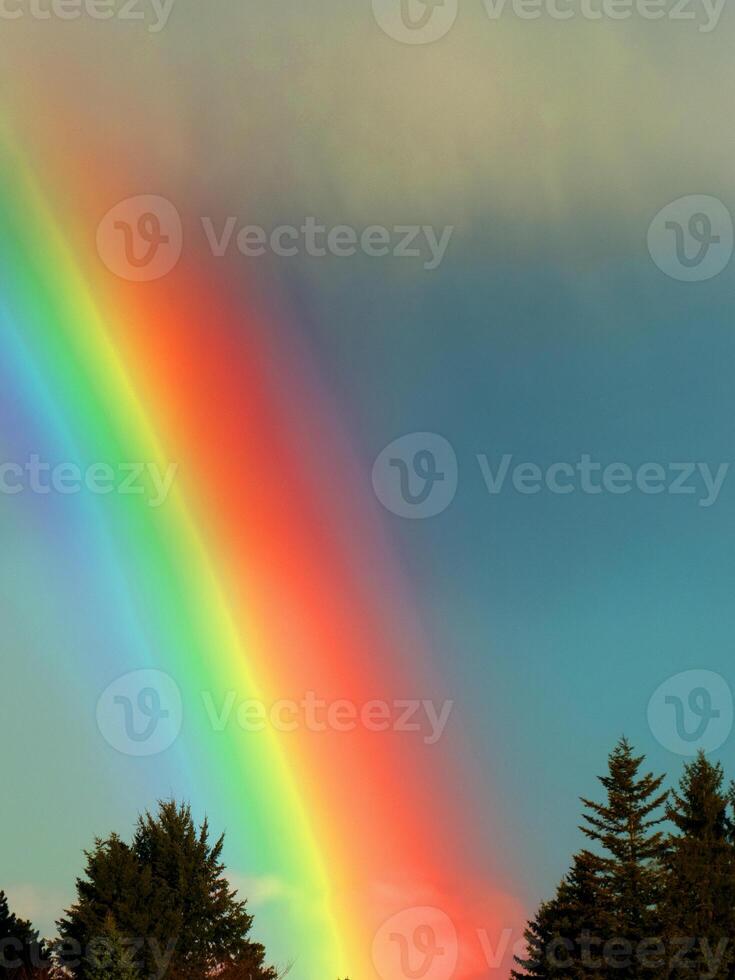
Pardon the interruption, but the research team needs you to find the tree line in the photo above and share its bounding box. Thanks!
[513,738,735,980]
[7,739,731,980]
[0,801,279,980]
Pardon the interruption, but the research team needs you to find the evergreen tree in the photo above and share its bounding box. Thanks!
[517,740,668,980]
[86,916,139,980]
[512,897,564,980]
[0,891,50,979]
[57,833,163,979]
[513,851,610,980]
[580,737,668,974]
[555,850,613,979]
[58,802,276,980]
[660,752,735,979]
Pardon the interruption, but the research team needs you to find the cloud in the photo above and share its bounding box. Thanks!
[4,883,72,939]
[225,872,294,909]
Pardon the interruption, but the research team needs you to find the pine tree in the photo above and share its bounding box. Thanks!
[58,801,276,980]
[57,833,163,979]
[86,916,139,980]
[512,898,564,980]
[513,851,610,980]
[580,737,668,975]
[660,752,735,979]
[556,850,613,979]
[0,891,50,979]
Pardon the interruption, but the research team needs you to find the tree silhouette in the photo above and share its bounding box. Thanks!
[660,751,735,978]
[580,736,668,972]
[58,801,276,980]
[16,741,735,980]
[85,915,139,980]
[0,892,50,979]
[512,850,610,980]
[515,739,669,980]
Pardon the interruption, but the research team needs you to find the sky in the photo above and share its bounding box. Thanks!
[1,1,735,978]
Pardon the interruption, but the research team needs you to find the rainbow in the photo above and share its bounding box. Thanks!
[0,123,523,978]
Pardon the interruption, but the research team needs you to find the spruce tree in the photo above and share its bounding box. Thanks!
[580,737,668,973]
[57,833,163,979]
[513,851,610,980]
[86,916,139,980]
[556,850,612,979]
[0,891,49,979]
[512,897,564,980]
[58,801,276,980]
[660,752,735,979]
